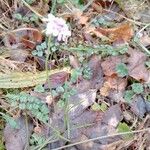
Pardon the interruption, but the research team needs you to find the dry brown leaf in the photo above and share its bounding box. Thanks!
[44,71,69,89]
[34,126,42,134]
[100,82,111,96]
[106,75,127,91]
[127,49,150,82]
[69,55,80,69]
[92,2,103,13]
[100,75,127,97]
[101,56,122,76]
[85,26,107,39]
[96,23,133,42]
[73,10,89,25]
[4,29,42,49]
[140,34,150,47]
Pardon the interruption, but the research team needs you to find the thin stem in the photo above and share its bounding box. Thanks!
[50,0,57,14]
[45,122,70,142]
[45,37,51,90]
[52,128,150,150]
[24,113,29,150]
[21,0,44,19]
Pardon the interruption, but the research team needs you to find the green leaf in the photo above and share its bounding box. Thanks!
[91,103,107,112]
[30,14,38,22]
[131,83,143,94]
[145,61,150,69]
[116,63,128,77]
[51,90,59,97]
[3,115,19,129]
[41,42,47,49]
[22,16,30,23]
[124,90,134,103]
[32,50,37,56]
[57,0,65,3]
[117,122,133,140]
[0,67,70,88]
[34,85,45,93]
[99,103,107,112]
[13,13,22,20]
[19,92,28,102]
[70,69,82,83]
[91,103,101,111]
[56,86,65,93]
[57,100,65,108]
[19,103,26,110]
[37,50,43,57]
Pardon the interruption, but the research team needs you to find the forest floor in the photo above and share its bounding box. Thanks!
[0,0,150,150]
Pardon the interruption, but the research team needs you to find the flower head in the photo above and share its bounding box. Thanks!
[45,14,71,42]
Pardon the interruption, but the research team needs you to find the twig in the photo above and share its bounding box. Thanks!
[21,0,44,20]
[103,9,148,26]
[52,128,150,150]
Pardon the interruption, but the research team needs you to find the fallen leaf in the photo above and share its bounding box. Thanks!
[127,48,150,82]
[73,9,89,25]
[140,34,150,47]
[83,123,121,145]
[73,55,104,93]
[108,90,125,103]
[96,23,133,42]
[100,82,111,96]
[130,95,150,118]
[92,2,103,13]
[88,55,104,89]
[46,95,53,105]
[4,117,33,150]
[101,56,122,76]
[69,89,97,119]
[102,104,123,127]
[69,55,80,69]
[106,75,127,91]
[44,71,69,89]
[4,29,42,49]
[0,67,70,88]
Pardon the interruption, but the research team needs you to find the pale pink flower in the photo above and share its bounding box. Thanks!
[45,14,71,42]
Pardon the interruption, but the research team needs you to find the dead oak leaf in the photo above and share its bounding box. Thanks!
[100,75,127,97]
[44,71,69,89]
[139,34,150,47]
[73,9,89,25]
[100,81,111,96]
[127,48,150,82]
[101,56,122,76]
[106,75,127,91]
[4,29,42,49]
[96,23,133,42]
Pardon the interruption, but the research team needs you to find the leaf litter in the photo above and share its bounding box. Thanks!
[0,0,150,150]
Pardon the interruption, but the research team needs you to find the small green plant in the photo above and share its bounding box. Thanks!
[30,133,46,148]
[34,85,45,93]
[116,63,128,77]
[82,65,92,80]
[32,41,60,57]
[91,102,107,112]
[25,0,36,4]
[145,61,150,69]
[6,92,49,123]
[124,90,134,103]
[32,42,47,57]
[0,112,19,129]
[131,83,144,94]
[124,83,144,103]
[13,13,39,23]
[117,122,133,140]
